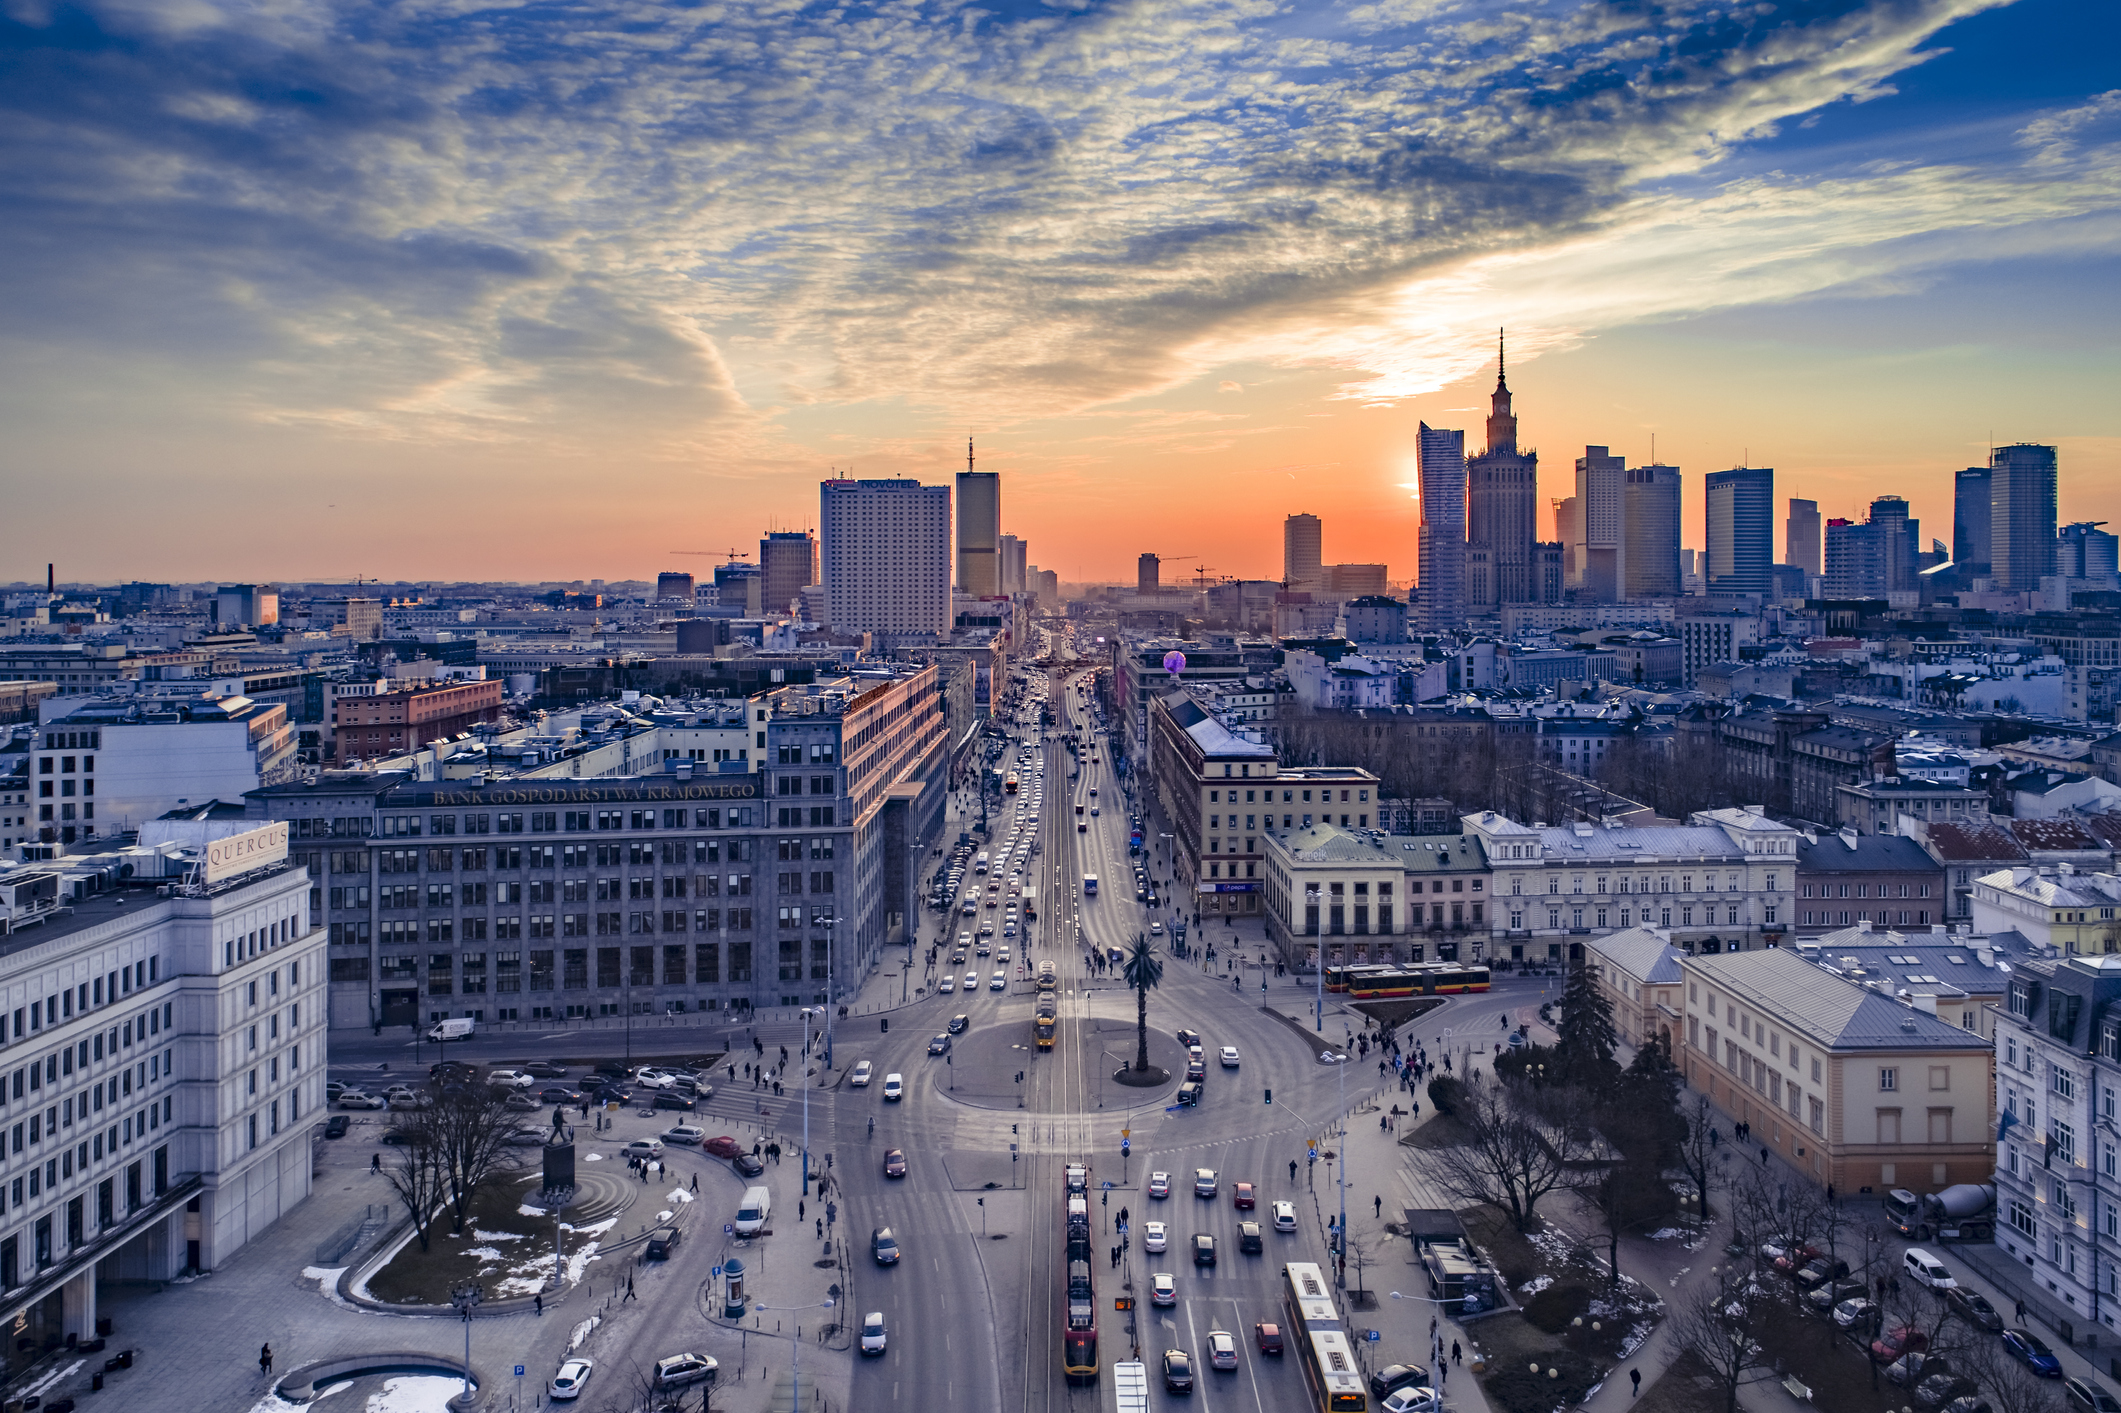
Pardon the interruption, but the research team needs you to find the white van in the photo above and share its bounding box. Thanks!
[1903,1248,1957,1290]
[734,1185,772,1236]
[975,852,990,875]
[425,1017,475,1042]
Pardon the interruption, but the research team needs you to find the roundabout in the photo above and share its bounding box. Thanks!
[926,1016,1189,1110]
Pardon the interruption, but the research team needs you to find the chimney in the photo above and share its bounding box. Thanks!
[1977,945,1995,967]
[47,563,54,595]
[1839,827,1860,851]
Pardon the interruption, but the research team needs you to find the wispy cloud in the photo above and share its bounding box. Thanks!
[0,0,2109,460]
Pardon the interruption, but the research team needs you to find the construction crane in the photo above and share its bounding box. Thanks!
[669,548,747,562]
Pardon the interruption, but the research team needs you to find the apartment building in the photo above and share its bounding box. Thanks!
[35,693,301,843]
[1794,830,1946,934]
[1585,926,1686,1051]
[0,823,322,1379]
[1681,947,1994,1191]
[334,678,504,765]
[1969,866,2121,955]
[1261,824,1405,969]
[253,669,949,1030]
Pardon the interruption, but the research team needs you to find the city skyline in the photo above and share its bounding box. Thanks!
[0,0,2115,583]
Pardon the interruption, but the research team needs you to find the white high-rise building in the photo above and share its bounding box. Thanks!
[821,478,953,639]
[1416,425,1466,632]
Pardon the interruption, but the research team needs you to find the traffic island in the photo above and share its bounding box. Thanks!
[1110,1064,1169,1088]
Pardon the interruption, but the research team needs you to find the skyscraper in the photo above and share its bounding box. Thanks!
[759,531,818,618]
[1990,443,2058,591]
[1283,514,1323,590]
[820,478,952,638]
[1785,498,1822,578]
[1465,337,1539,606]
[1623,465,1682,599]
[1571,445,1626,602]
[999,534,1028,594]
[1416,424,1466,631]
[1704,467,1774,597]
[955,444,1001,597]
[1137,553,1160,595]
[2059,522,2120,580]
[1951,467,1991,575]
[1823,517,1881,598]
[1867,495,1919,594]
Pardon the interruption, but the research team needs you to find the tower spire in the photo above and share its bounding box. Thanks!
[1498,326,1505,386]
[967,435,975,475]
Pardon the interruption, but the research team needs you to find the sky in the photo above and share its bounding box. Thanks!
[2,0,2117,587]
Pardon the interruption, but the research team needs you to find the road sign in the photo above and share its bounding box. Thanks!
[515,1366,527,1377]
[1103,1180,1114,1189]
[712,1265,723,1278]
[724,1222,735,1235]
[1121,1128,1130,1139]
[1366,1330,1381,1343]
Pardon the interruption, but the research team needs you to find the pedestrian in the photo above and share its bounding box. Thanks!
[800,1199,806,1220]
[371,1153,381,1174]
[1375,1195,1382,1219]
[1761,1146,1769,1165]
[816,1217,824,1239]
[2016,1297,2028,1321]
[1451,1340,1461,1365]
[692,1172,699,1193]
[1429,1315,1438,1339]
[1630,1368,1641,1398]
[535,1292,544,1316]
[1380,1115,1388,1132]
[260,1344,273,1376]
[1290,1159,1298,1183]
[624,1276,637,1302]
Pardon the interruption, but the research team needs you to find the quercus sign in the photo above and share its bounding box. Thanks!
[203,823,289,884]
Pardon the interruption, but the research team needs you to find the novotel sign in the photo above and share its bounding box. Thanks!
[203,823,290,885]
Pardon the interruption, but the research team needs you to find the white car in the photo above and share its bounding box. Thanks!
[1195,1168,1218,1198]
[1218,1047,1240,1068]
[1383,1388,1444,1413]
[964,971,979,991]
[883,1073,904,1101]
[1151,1272,1177,1306]
[1143,1221,1169,1253]
[488,1068,536,1088]
[633,1068,678,1089]
[860,1311,887,1356]
[1272,1200,1298,1233]
[939,975,955,994]
[850,1061,874,1088]
[990,971,1007,991]
[550,1358,594,1401]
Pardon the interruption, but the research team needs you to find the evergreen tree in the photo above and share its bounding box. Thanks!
[1552,956,1619,1093]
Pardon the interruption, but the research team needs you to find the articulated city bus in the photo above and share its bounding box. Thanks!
[1282,1261,1367,1413]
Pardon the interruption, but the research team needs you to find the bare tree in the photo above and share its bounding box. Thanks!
[1664,1270,1777,1413]
[1344,1235,1375,1304]
[1405,1074,1595,1232]
[379,1114,447,1253]
[1674,1093,1725,1226]
[428,1081,522,1235]
[1958,1330,2066,1413]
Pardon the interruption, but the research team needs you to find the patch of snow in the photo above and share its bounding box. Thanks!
[463,1246,505,1262]
[364,1374,466,1413]
[471,1229,528,1242]
[491,1272,549,1298]
[519,1203,552,1217]
[1647,1228,1687,1241]
[584,1152,604,1161]
[657,1210,675,1222]
[303,1265,348,1284]
[1519,1275,1554,1296]
[314,1380,354,1401]
[666,1188,694,1203]
[569,1315,601,1351]
[241,1394,308,1413]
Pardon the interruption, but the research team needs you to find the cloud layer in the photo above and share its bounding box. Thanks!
[1,0,2112,462]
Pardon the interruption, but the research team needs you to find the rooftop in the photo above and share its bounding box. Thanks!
[1586,926,1686,985]
[1795,831,1937,872]
[1685,948,1990,1051]
[1272,822,1400,866]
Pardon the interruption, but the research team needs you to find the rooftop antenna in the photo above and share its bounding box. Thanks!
[967,434,975,475]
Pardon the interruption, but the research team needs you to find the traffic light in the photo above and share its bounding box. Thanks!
[1102,1191,1108,1207]
[1011,1123,1018,1134]
[1264,1088,1272,1105]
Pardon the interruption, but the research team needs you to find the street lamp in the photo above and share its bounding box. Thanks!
[823,917,837,1071]
[799,1007,816,1196]
[753,1296,835,1413]
[450,1279,483,1400]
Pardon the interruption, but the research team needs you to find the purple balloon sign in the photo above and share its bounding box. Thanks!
[1162,650,1187,677]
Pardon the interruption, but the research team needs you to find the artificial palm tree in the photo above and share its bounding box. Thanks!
[1122,930,1164,1073]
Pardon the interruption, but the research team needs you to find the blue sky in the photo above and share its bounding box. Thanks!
[0,0,2114,581]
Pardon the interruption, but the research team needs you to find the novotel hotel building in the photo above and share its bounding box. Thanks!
[245,668,951,1032]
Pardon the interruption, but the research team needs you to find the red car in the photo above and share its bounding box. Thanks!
[1233,1183,1255,1211]
[1771,1244,1820,1276]
[704,1135,744,1160]
[884,1148,907,1178]
[1871,1326,1930,1363]
[1255,1322,1284,1356]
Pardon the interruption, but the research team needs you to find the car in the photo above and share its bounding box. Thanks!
[1163,1350,1194,1393]
[1207,1330,1238,1370]
[537,1086,582,1105]
[948,1014,969,1034]
[1916,1375,1981,1412]
[1794,1257,1850,1291]
[860,1313,887,1357]
[1872,1325,1930,1363]
[325,1080,351,1099]
[1945,1398,1995,1413]
[883,1073,904,1101]
[1833,1297,1877,1330]
[1887,1352,1942,1386]
[339,1091,386,1110]
[1175,1029,1201,1049]
[522,1061,569,1078]
[850,1061,874,1088]
[1371,1365,1432,1399]
[964,972,979,991]
[488,1068,536,1089]
[653,1092,697,1111]
[1383,1389,1445,1413]
[1255,1322,1284,1356]
[2067,1381,2121,1413]
[1186,1057,1207,1081]
[872,1227,900,1265]
[1148,1172,1172,1200]
[1192,1233,1216,1266]
[588,1085,632,1106]
[884,1148,907,1178]
[1144,1221,1168,1253]
[623,1138,665,1161]
[1195,1168,1217,1198]
[704,1134,744,1160]
[652,1354,717,1389]
[1237,1221,1262,1254]
[1948,1288,2004,1332]
[502,1092,541,1112]
[379,1126,424,1145]
[1766,1241,1819,1274]
[1151,1273,1177,1307]
[1904,1248,1959,1291]
[1272,1200,1298,1233]
[1806,1279,1866,1312]
[733,1152,765,1178]
[991,972,1007,991]
[323,1114,351,1138]
[505,1126,549,1146]
[928,1034,952,1055]
[1233,1183,1255,1210]
[1218,1046,1240,1068]
[2005,1329,2064,1377]
[662,1125,705,1145]
[550,1358,594,1401]
[939,975,956,994]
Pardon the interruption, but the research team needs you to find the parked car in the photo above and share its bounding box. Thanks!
[1770,1242,1821,1275]
[325,1081,350,1100]
[662,1125,705,1145]
[1916,1375,1980,1412]
[1948,1289,2004,1332]
[2066,1380,2121,1413]
[733,1152,765,1178]
[339,1091,386,1110]
[2005,1330,2064,1377]
[704,1135,744,1160]
[550,1359,593,1401]
[1887,1352,1944,1387]
[1833,1297,1877,1330]
[505,1127,549,1147]
[1806,1279,1866,1313]
[1795,1257,1850,1291]
[652,1353,716,1389]
[323,1114,351,1138]
[1872,1325,1930,1363]
[379,1127,424,1146]
[1371,1364,1431,1399]
[1383,1389,1444,1413]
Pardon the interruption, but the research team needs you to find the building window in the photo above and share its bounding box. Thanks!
[1879,1067,1897,1092]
